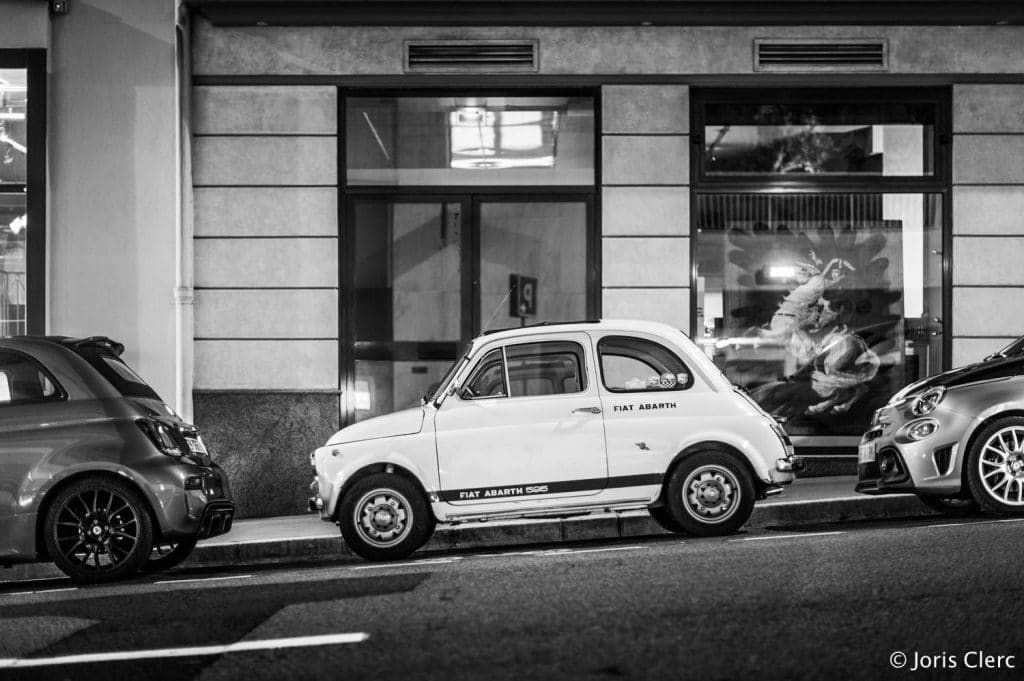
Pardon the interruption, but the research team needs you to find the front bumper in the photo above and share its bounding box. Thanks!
[856,404,969,497]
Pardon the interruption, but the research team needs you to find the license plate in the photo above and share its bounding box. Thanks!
[858,443,876,464]
[185,436,208,455]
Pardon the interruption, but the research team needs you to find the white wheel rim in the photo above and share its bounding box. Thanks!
[354,488,412,547]
[979,426,1024,506]
[681,465,740,524]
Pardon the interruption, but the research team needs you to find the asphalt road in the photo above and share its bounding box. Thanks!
[2,515,1023,681]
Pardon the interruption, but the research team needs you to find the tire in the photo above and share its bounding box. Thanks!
[338,473,435,561]
[663,450,756,537]
[44,477,154,583]
[917,495,980,516]
[648,505,685,533]
[141,537,199,573]
[966,416,1024,515]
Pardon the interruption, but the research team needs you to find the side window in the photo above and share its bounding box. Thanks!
[461,349,507,399]
[505,341,586,397]
[598,336,693,393]
[0,352,63,405]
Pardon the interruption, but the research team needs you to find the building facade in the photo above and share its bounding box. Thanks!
[5,0,1024,516]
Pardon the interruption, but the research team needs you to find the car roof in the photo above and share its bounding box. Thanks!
[473,319,687,349]
[1,335,125,357]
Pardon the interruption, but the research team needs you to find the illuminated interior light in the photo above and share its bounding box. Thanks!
[9,214,26,235]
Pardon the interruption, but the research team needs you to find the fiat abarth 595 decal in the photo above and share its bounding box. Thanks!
[309,320,803,561]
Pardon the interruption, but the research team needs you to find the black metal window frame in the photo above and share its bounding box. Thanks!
[0,49,46,335]
[689,86,953,371]
[339,87,601,426]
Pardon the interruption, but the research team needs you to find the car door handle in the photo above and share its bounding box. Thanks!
[572,407,602,414]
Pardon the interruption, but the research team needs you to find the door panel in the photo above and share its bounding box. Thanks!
[434,334,607,505]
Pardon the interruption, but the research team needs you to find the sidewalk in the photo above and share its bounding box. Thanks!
[2,477,932,582]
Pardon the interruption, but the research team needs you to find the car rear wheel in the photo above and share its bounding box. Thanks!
[141,537,199,573]
[339,473,435,561]
[648,505,684,533]
[44,477,154,583]
[663,450,756,537]
[917,495,980,515]
[966,417,1024,514]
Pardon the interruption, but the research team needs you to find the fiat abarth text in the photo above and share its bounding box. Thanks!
[310,320,803,561]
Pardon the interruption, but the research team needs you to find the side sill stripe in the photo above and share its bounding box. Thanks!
[438,473,663,503]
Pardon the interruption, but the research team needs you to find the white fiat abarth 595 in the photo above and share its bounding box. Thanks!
[309,320,803,561]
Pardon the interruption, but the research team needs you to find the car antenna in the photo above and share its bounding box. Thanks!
[481,286,514,333]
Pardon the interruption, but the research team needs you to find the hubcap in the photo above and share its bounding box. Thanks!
[53,489,140,572]
[979,426,1024,506]
[354,489,412,547]
[682,465,740,524]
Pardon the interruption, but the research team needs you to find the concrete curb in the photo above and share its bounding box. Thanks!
[1,495,933,583]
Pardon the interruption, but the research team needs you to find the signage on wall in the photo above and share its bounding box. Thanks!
[509,274,538,320]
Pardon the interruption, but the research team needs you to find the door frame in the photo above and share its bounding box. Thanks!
[341,191,598,426]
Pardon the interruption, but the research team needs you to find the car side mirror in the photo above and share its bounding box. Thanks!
[420,381,441,406]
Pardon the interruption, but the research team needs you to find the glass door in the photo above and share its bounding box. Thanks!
[475,197,592,333]
[346,194,594,424]
[348,197,469,422]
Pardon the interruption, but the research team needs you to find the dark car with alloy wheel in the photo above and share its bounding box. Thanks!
[857,335,1024,516]
[0,336,233,582]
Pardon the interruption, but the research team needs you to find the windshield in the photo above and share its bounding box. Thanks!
[432,350,471,405]
[76,348,163,400]
[995,336,1024,358]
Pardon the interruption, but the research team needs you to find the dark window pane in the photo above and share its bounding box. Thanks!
[0,352,62,405]
[703,100,936,177]
[463,348,507,398]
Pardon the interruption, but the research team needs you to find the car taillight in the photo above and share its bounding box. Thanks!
[137,419,183,456]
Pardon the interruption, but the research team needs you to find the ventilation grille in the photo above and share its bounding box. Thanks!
[405,40,538,73]
[755,39,888,72]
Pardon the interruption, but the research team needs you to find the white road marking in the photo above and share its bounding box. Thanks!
[0,632,370,669]
[923,517,1024,529]
[4,587,77,597]
[568,546,644,555]
[154,575,252,585]
[350,558,460,570]
[734,531,845,542]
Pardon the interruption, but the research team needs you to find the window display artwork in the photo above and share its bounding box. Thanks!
[696,193,943,437]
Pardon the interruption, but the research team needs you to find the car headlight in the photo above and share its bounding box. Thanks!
[912,386,946,415]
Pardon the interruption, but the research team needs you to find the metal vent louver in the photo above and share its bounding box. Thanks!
[405,40,538,73]
[755,39,888,72]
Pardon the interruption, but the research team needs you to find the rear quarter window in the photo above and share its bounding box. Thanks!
[0,351,64,405]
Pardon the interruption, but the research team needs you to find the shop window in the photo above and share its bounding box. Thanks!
[701,96,938,180]
[346,95,594,186]
[694,192,943,437]
[0,54,43,335]
[693,89,948,440]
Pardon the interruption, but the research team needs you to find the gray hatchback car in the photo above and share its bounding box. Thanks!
[0,336,233,582]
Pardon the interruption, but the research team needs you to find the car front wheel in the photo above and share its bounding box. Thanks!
[663,450,756,537]
[142,537,199,573]
[966,417,1024,514]
[338,473,435,561]
[44,477,154,583]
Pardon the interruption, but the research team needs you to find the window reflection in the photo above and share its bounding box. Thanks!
[347,96,593,185]
[0,69,27,186]
[694,193,943,437]
[0,193,26,336]
[703,100,936,177]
